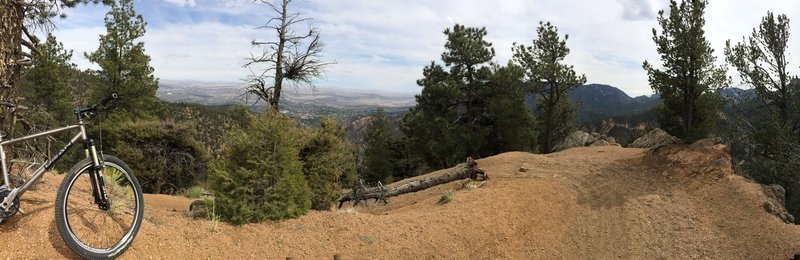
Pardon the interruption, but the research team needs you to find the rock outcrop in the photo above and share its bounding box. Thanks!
[629,128,681,148]
[553,130,618,151]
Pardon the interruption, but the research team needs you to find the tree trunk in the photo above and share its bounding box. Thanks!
[337,158,487,208]
[0,1,22,139]
[270,0,288,111]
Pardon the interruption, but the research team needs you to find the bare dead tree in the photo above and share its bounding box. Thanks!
[244,0,333,111]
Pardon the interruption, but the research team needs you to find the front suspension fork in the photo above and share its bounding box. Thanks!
[85,139,109,210]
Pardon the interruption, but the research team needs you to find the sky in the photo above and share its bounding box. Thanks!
[45,0,800,97]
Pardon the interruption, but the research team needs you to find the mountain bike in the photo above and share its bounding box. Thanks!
[0,93,143,259]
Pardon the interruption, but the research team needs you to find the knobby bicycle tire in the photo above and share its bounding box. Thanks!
[54,155,144,259]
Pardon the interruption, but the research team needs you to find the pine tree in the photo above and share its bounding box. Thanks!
[300,117,357,210]
[86,0,159,119]
[513,21,585,153]
[642,0,727,142]
[362,109,394,183]
[19,34,76,123]
[726,12,796,125]
[725,12,800,222]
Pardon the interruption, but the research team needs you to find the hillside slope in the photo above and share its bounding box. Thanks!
[1,143,799,259]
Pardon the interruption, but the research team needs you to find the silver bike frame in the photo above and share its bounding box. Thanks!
[0,119,95,212]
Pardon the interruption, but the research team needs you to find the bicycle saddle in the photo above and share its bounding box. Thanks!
[0,101,15,108]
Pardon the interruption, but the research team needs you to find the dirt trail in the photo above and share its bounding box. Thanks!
[1,144,799,259]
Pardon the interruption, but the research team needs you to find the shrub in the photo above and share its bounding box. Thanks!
[209,111,311,224]
[299,118,357,210]
[184,186,205,199]
[104,120,208,194]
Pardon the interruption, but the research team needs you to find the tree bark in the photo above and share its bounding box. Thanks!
[0,0,22,139]
[338,158,487,207]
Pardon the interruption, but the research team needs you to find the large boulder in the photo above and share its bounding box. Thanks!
[553,131,592,151]
[589,140,611,147]
[629,128,681,148]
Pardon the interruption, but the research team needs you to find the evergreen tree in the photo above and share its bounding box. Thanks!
[300,117,357,210]
[19,34,76,123]
[725,12,800,222]
[726,12,796,125]
[642,0,727,142]
[403,24,536,169]
[86,0,160,119]
[209,112,311,224]
[361,109,394,183]
[485,63,538,153]
[512,21,585,153]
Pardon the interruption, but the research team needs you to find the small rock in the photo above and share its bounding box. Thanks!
[188,200,208,219]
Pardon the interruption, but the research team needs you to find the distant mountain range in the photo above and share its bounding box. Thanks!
[158,80,754,126]
[568,84,661,123]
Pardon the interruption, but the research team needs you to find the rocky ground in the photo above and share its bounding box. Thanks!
[1,142,799,259]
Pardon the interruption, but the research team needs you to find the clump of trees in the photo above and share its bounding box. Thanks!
[209,111,357,224]
[401,24,539,170]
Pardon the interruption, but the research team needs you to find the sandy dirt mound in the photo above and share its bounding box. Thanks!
[1,144,799,259]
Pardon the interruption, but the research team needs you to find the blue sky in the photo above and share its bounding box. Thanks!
[46,0,800,97]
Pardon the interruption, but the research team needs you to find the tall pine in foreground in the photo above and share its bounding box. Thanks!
[642,0,727,142]
[86,0,159,119]
[403,24,536,169]
[725,12,800,222]
[512,21,585,153]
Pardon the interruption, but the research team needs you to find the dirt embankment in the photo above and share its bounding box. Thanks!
[1,142,799,259]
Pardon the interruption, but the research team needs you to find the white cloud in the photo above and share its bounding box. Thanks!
[162,0,197,8]
[49,0,800,97]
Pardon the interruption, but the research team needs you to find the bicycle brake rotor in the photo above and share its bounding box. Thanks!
[0,189,20,220]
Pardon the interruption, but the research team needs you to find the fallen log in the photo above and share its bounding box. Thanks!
[338,157,487,208]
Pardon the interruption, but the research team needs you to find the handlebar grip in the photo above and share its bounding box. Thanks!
[99,93,118,107]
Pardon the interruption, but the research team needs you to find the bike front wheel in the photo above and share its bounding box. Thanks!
[55,155,144,259]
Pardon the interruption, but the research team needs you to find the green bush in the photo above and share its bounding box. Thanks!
[104,120,208,194]
[209,111,311,224]
[299,118,357,210]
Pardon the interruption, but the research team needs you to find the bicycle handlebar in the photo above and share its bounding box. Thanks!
[98,93,118,108]
[76,93,119,120]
